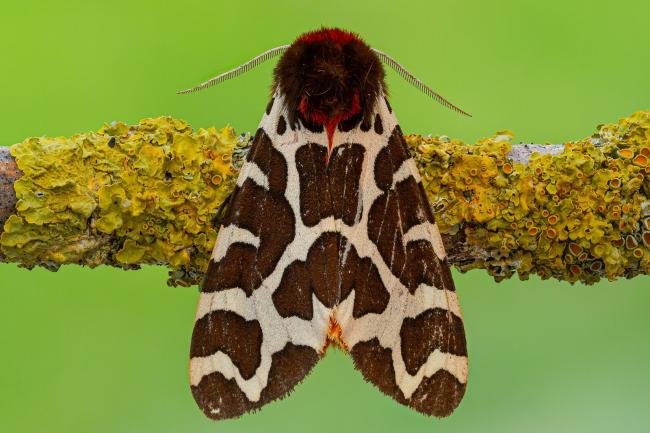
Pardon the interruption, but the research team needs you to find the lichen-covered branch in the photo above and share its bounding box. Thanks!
[0,147,21,262]
[1,111,649,286]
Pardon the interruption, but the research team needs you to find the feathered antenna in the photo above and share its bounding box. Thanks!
[177,45,290,95]
[372,48,471,117]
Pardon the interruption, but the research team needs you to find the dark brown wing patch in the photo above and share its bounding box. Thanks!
[274,232,342,312]
[374,113,384,135]
[203,179,294,295]
[328,144,365,225]
[246,128,288,193]
[277,115,287,135]
[400,309,467,375]
[373,127,410,190]
[260,343,320,403]
[295,143,365,227]
[340,244,390,318]
[274,232,390,319]
[295,143,332,227]
[191,311,263,380]
[192,372,252,420]
[273,263,314,320]
[192,343,320,420]
[409,371,466,417]
[350,338,466,418]
[351,338,407,403]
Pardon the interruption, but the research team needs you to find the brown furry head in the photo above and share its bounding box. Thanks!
[273,28,386,129]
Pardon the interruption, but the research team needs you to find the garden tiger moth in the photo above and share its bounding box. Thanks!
[180,27,469,420]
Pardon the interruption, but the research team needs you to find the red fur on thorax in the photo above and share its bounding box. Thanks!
[273,27,386,160]
[296,28,359,46]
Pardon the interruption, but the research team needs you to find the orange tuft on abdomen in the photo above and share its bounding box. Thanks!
[323,317,348,353]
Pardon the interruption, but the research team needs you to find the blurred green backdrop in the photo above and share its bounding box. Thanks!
[1,1,649,432]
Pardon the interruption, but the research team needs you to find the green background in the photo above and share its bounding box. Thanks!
[1,1,649,432]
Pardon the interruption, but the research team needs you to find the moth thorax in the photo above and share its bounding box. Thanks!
[273,27,386,131]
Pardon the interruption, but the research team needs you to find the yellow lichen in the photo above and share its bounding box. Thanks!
[2,111,649,286]
[408,110,650,284]
[1,117,240,284]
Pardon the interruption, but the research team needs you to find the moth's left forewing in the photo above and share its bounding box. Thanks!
[334,94,468,417]
[190,93,331,420]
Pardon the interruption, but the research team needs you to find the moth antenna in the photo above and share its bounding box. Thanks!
[372,48,471,117]
[177,45,290,95]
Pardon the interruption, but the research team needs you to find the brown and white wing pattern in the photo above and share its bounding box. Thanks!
[190,94,332,420]
[190,91,467,420]
[332,95,468,417]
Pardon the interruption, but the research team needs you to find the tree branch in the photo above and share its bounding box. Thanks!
[1,112,649,286]
[0,147,20,262]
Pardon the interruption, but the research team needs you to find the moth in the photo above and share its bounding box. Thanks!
[179,28,470,420]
